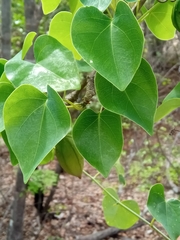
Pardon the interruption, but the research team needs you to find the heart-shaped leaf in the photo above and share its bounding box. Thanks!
[5,35,81,92]
[143,2,175,40]
[49,12,81,59]
[103,188,140,229]
[0,82,14,132]
[22,31,37,59]
[95,58,157,135]
[56,134,84,178]
[41,0,61,14]
[4,85,71,183]
[80,0,111,11]
[147,184,180,240]
[72,1,144,91]
[73,109,123,177]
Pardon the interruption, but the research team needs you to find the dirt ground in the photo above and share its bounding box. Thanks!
[0,120,178,240]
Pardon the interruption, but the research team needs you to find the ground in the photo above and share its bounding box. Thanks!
[1,113,179,240]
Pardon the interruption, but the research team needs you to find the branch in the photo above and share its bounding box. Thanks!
[76,219,149,240]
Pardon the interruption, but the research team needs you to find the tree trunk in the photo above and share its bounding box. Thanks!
[1,0,11,59]
[7,168,26,240]
[24,0,42,60]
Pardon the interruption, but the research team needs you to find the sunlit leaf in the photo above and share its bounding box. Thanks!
[49,12,81,59]
[143,2,175,40]
[5,35,81,92]
[80,0,111,11]
[41,0,61,14]
[22,31,37,59]
[103,188,139,228]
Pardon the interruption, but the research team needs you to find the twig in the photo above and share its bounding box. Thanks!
[76,218,151,240]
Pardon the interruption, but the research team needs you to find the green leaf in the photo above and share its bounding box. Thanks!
[69,0,83,14]
[155,83,180,122]
[1,130,18,166]
[80,0,111,11]
[5,35,81,92]
[40,148,55,165]
[73,109,123,177]
[4,85,71,183]
[95,59,157,135]
[143,2,176,40]
[0,82,15,132]
[0,58,7,76]
[164,82,180,101]
[147,184,180,240]
[41,0,61,14]
[56,134,84,178]
[155,98,180,122]
[76,60,93,72]
[103,188,140,229]
[22,32,37,59]
[49,12,81,60]
[71,1,144,91]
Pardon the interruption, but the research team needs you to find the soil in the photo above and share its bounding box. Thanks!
[0,120,179,240]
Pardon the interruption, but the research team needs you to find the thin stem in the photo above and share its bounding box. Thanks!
[138,3,160,23]
[107,7,113,18]
[150,218,156,227]
[83,170,171,240]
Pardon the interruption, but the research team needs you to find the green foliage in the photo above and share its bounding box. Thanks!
[71,1,144,91]
[80,0,111,11]
[103,188,140,229]
[28,169,58,194]
[2,0,180,238]
[73,109,123,177]
[5,35,81,92]
[4,85,71,182]
[148,184,180,240]
[142,2,175,40]
[56,134,84,178]
[95,58,157,134]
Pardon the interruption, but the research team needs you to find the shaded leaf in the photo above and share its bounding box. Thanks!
[72,1,144,91]
[1,130,18,166]
[40,148,55,165]
[73,109,123,177]
[0,58,7,76]
[147,184,180,240]
[0,82,15,132]
[95,59,157,135]
[56,134,84,178]
[4,85,71,182]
